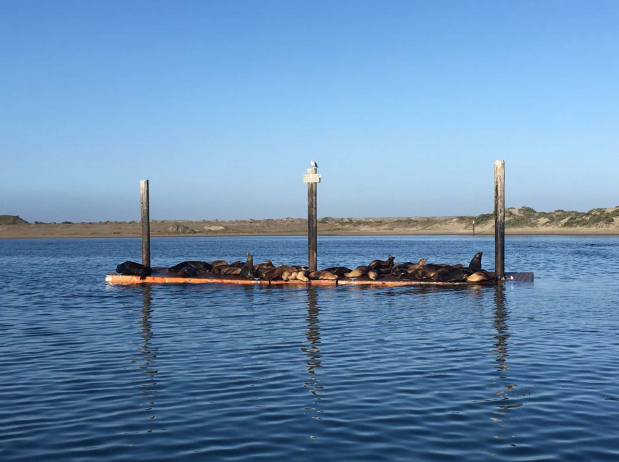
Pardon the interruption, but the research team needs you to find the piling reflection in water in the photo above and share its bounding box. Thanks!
[139,285,158,431]
[489,285,520,447]
[301,288,323,421]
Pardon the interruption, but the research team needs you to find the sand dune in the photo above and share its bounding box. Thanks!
[1,207,618,238]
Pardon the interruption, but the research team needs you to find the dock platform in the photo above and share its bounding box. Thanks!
[105,269,533,286]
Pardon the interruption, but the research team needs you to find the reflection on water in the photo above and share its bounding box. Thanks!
[139,286,157,431]
[489,285,520,448]
[301,289,323,424]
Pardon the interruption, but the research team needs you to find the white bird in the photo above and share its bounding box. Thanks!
[311,160,318,168]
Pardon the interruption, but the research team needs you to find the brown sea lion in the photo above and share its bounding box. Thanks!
[309,271,338,280]
[467,270,496,283]
[295,271,310,282]
[262,265,297,281]
[210,260,229,275]
[116,261,153,280]
[239,252,257,279]
[178,266,197,278]
[421,263,455,271]
[369,254,394,273]
[254,259,274,270]
[219,266,242,276]
[254,260,275,279]
[412,267,439,281]
[367,268,380,280]
[469,252,483,272]
[281,270,294,281]
[167,261,212,274]
[386,259,429,279]
[391,265,409,278]
[345,266,369,278]
[436,266,471,282]
[323,267,353,278]
[404,258,428,272]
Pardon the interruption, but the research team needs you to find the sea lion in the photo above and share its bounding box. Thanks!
[210,260,229,275]
[254,259,273,270]
[387,259,429,279]
[391,265,410,278]
[420,263,460,271]
[309,270,338,280]
[262,265,297,281]
[219,266,242,276]
[467,270,496,283]
[469,252,483,272]
[369,254,395,274]
[402,258,428,272]
[282,270,294,281]
[345,266,369,278]
[261,266,281,281]
[167,261,212,274]
[178,266,197,278]
[412,267,439,281]
[323,267,353,278]
[239,252,257,279]
[254,260,275,279]
[116,261,153,280]
[367,268,380,280]
[296,271,310,282]
[436,266,471,282]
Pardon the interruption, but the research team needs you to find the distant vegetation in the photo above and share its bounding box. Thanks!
[436,206,619,230]
[0,215,28,225]
[464,206,619,229]
[2,206,618,235]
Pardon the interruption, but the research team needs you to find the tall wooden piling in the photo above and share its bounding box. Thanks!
[303,167,322,272]
[494,161,505,279]
[140,180,151,268]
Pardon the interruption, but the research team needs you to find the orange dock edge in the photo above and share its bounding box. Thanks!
[105,269,533,286]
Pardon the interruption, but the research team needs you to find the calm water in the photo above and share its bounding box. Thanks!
[1,236,618,461]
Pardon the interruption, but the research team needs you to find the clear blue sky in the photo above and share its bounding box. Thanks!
[1,0,617,222]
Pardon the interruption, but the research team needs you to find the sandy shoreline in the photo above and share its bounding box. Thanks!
[1,220,618,239]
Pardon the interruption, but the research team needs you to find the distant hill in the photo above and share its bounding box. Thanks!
[1,207,618,238]
[459,206,619,230]
[0,215,29,225]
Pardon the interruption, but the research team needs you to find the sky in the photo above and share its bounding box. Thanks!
[1,0,618,222]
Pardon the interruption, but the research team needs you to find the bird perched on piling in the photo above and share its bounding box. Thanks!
[311,160,318,168]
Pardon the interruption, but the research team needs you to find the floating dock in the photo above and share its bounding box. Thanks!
[105,269,533,286]
[111,161,533,288]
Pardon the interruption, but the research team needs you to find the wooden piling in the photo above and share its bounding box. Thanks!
[304,167,321,272]
[307,172,318,272]
[494,161,505,279]
[140,180,151,268]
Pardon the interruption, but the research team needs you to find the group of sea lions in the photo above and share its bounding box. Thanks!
[315,251,495,283]
[116,251,496,283]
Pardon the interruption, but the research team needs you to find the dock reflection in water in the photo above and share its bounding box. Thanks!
[301,288,324,423]
[489,285,520,448]
[138,285,158,431]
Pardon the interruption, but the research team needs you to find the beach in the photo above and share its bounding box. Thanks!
[2,207,618,239]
